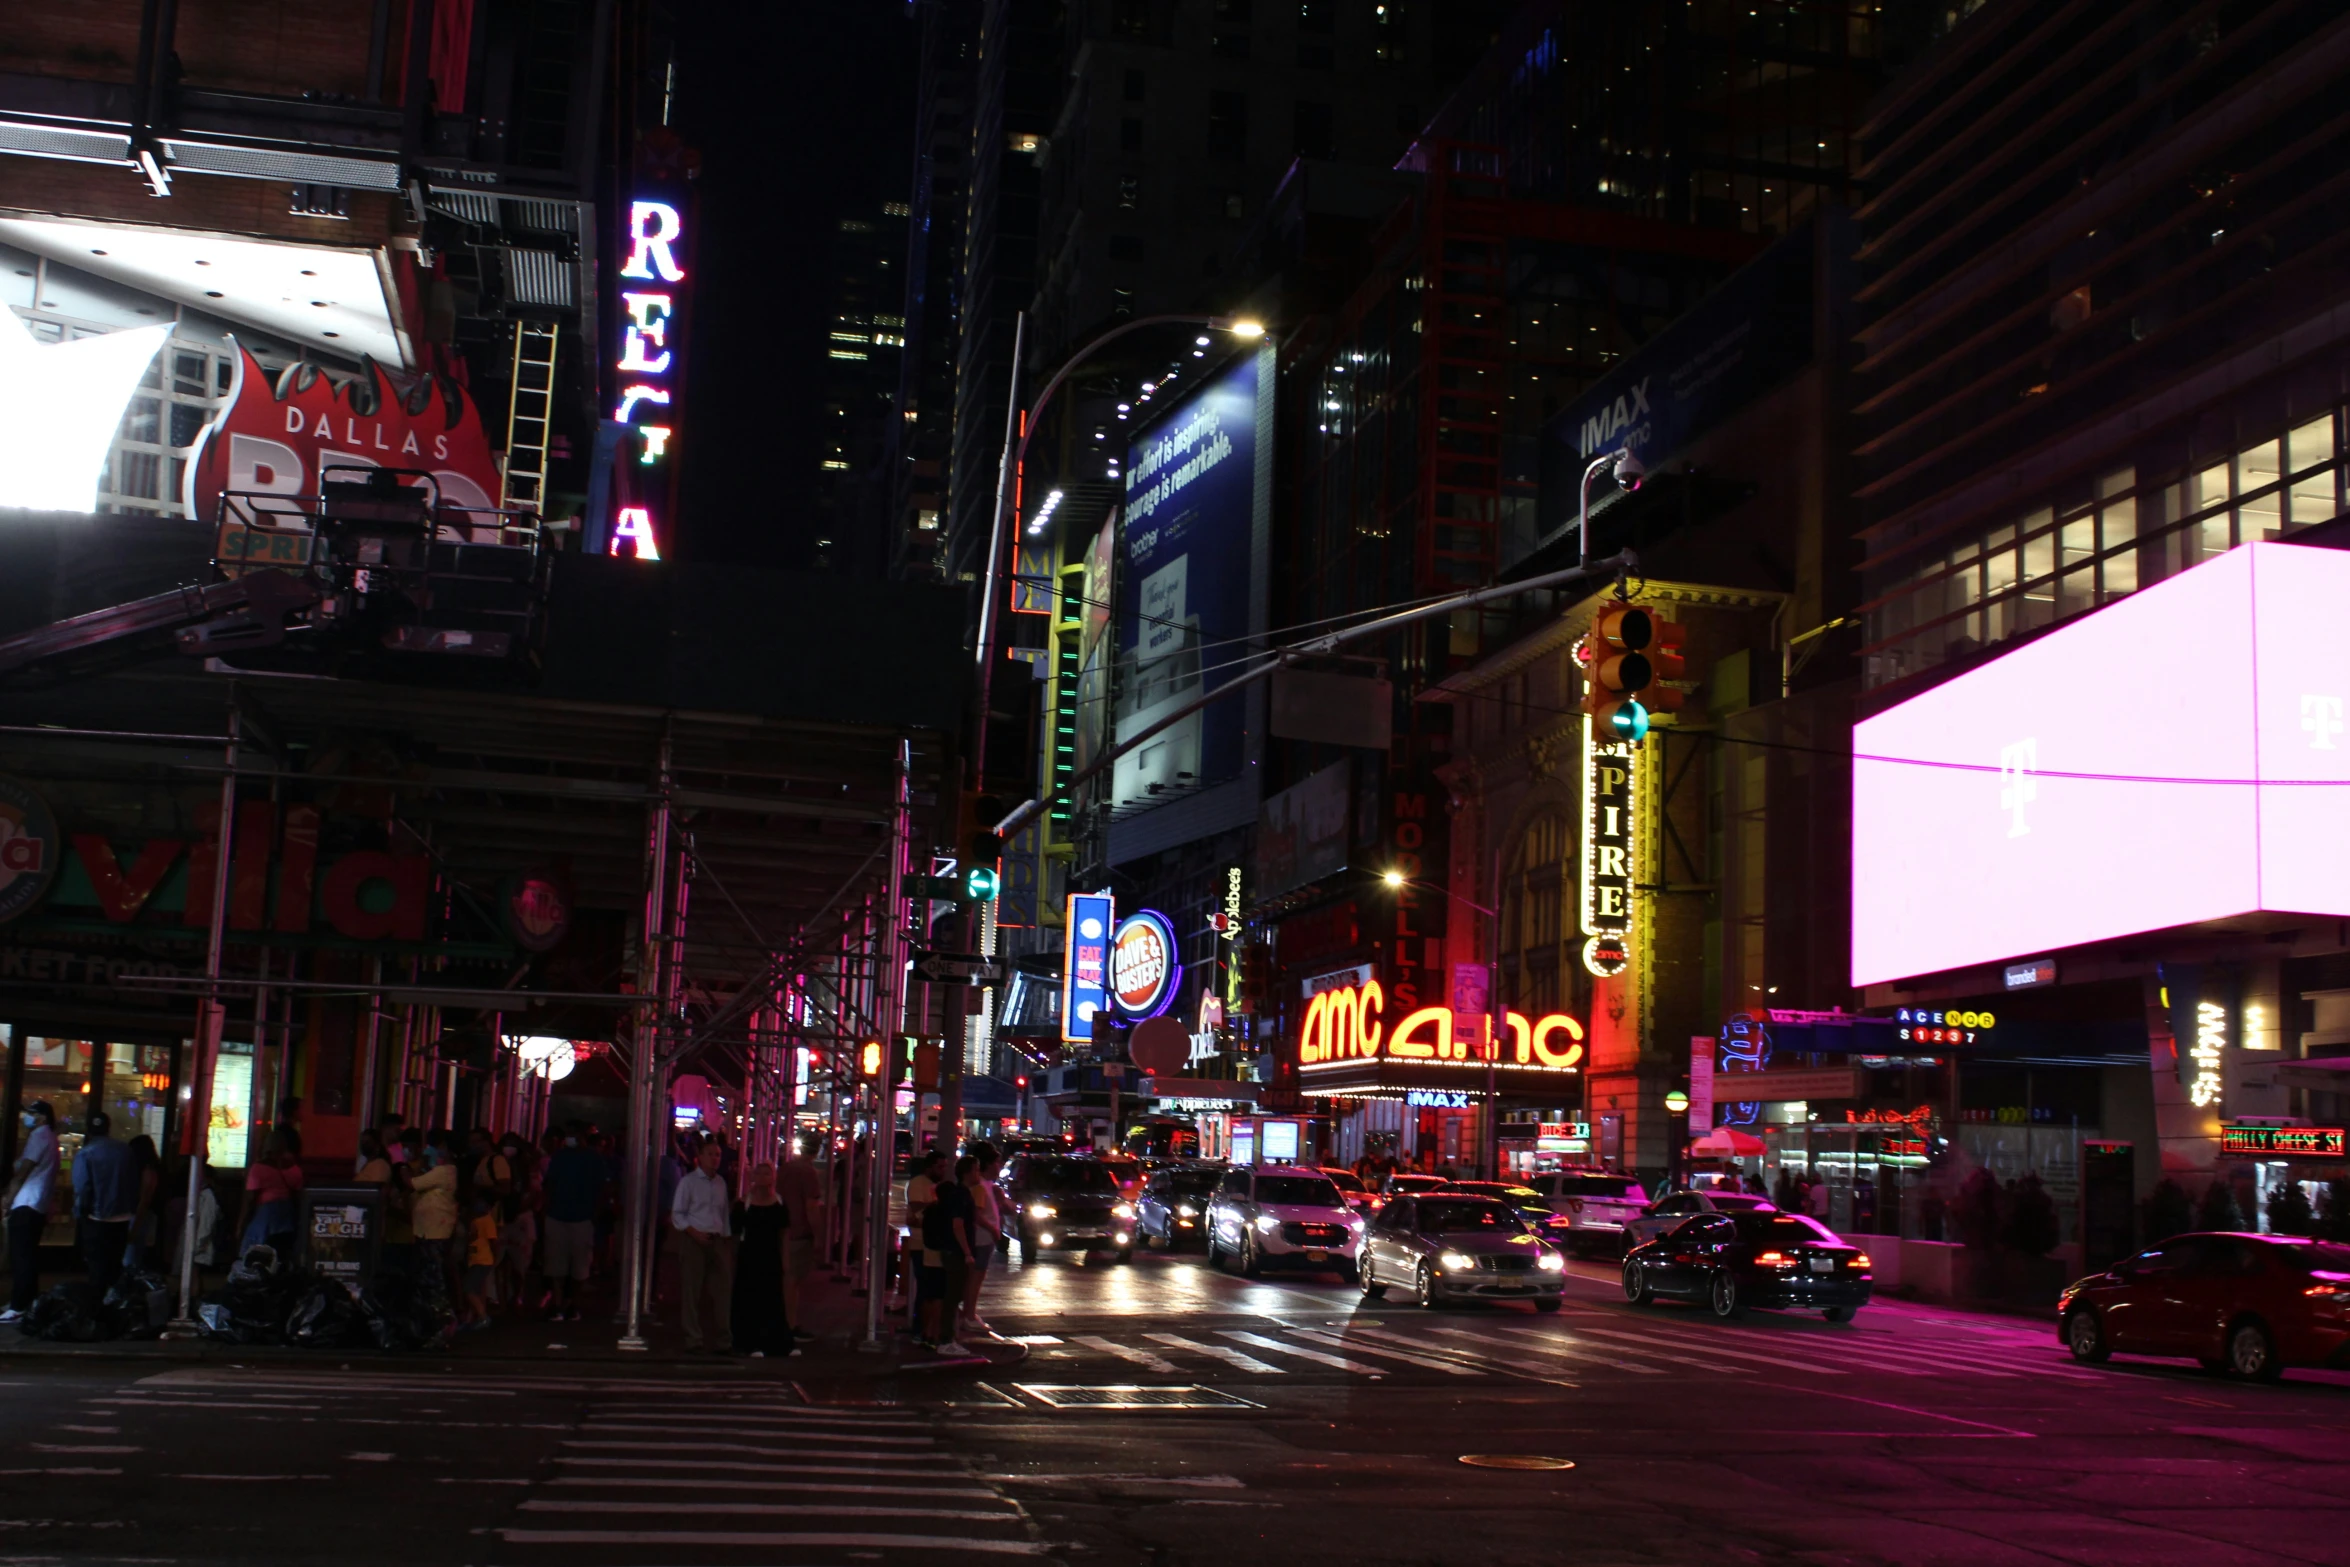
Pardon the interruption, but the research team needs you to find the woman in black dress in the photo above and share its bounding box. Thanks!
[732,1163,796,1356]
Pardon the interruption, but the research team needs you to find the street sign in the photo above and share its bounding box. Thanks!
[908,946,1006,986]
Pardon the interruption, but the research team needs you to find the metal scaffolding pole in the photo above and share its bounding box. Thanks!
[861,739,911,1349]
[617,728,674,1352]
[165,706,239,1336]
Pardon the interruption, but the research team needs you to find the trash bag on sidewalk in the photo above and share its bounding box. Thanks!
[286,1281,367,1349]
[22,1280,108,1342]
[357,1272,443,1352]
[103,1270,174,1340]
[197,1246,300,1344]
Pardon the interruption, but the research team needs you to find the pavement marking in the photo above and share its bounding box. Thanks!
[555,1457,955,1479]
[542,1477,1002,1499]
[1218,1329,1383,1375]
[984,1472,1246,1488]
[29,1445,137,1453]
[55,1426,116,1434]
[1490,1325,1748,1376]
[1781,1386,2039,1439]
[1002,1334,1065,1346]
[1429,1325,1664,1374]
[575,1421,933,1445]
[1338,1325,1581,1387]
[1281,1327,1482,1376]
[517,1500,1024,1522]
[172,1474,332,1481]
[1072,1334,1181,1374]
[563,1439,929,1462]
[1558,1324,1863,1377]
[0,1467,122,1476]
[345,1452,394,1461]
[496,1528,1049,1555]
[1144,1332,1284,1374]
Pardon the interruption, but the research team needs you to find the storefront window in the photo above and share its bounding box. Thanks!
[209,1041,254,1169]
[8,1033,179,1243]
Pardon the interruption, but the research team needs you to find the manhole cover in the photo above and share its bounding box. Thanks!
[1016,1384,1262,1410]
[1460,1454,1577,1471]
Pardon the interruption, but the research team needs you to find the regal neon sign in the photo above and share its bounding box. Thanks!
[609,199,688,561]
[1297,981,1584,1073]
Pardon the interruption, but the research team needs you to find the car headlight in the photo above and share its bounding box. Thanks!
[1347,1215,1364,1230]
[1439,1251,1475,1271]
[1538,1252,1565,1271]
[1176,1204,1197,1217]
[1113,1203,1135,1219]
[1029,1202,1057,1219]
[1253,1215,1280,1233]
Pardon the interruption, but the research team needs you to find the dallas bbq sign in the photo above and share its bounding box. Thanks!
[182,346,504,524]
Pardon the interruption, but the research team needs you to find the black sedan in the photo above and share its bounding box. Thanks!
[1622,1211,1872,1321]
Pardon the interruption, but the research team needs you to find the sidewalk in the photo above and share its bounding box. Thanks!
[0,1255,940,1371]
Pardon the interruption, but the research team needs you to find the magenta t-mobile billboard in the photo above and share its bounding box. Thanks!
[1852,541,2350,987]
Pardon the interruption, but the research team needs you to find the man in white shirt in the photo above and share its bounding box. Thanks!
[4,1100,58,1323]
[671,1138,733,1351]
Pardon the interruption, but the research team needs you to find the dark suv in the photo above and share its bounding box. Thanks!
[999,1155,1135,1262]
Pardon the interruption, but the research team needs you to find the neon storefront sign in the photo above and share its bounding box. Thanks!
[1297,981,1584,1073]
[609,199,687,561]
[1581,725,1634,977]
[1110,908,1181,1018]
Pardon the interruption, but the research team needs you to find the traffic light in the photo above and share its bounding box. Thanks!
[1583,604,1688,743]
[858,1038,884,1079]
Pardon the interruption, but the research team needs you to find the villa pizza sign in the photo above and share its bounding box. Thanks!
[183,346,503,524]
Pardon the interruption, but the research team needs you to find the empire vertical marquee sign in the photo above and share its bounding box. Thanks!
[1582,723,1635,977]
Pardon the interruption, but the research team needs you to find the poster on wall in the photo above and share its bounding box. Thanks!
[1114,347,1268,808]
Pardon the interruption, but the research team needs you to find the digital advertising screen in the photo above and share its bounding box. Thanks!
[1850,541,2350,986]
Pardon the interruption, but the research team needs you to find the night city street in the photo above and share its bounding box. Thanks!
[1,1251,2348,1567]
[10,2,2350,1565]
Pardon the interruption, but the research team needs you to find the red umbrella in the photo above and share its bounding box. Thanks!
[1689,1126,1766,1157]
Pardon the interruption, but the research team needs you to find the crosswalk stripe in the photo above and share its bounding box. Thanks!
[542,1477,1001,1499]
[517,1499,1024,1522]
[497,1528,1049,1555]
[1502,1326,1749,1376]
[1073,1334,1180,1374]
[1341,1326,1581,1387]
[575,1421,933,1445]
[562,1439,929,1462]
[581,1405,921,1423]
[1281,1327,1482,1376]
[1144,1333,1284,1374]
[1557,1324,1860,1377]
[1217,1329,1383,1374]
[1428,1324,1666,1374]
[556,1455,934,1477]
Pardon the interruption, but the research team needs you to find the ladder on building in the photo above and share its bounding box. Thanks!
[501,319,560,513]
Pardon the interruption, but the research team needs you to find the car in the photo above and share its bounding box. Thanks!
[1617,1189,1779,1251]
[1136,1164,1224,1250]
[1358,1194,1566,1309]
[1621,1210,1872,1321]
[999,1154,1136,1261]
[1436,1180,1573,1247]
[1096,1152,1145,1200]
[1318,1167,1377,1216]
[1523,1170,1652,1255]
[1205,1165,1365,1279]
[1380,1172,1450,1200]
[2057,1232,2350,1382]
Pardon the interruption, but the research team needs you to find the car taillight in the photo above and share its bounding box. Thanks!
[2304,1282,2350,1299]
[1756,1250,1791,1266]
[1852,1253,1871,1269]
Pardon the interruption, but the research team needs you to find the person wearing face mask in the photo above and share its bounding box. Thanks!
[2,1101,58,1323]
[408,1128,461,1321]
[541,1122,603,1321]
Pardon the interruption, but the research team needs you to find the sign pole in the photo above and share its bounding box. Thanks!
[164,704,239,1337]
[861,739,912,1350]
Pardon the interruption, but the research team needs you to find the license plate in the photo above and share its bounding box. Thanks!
[1305,1249,1327,1262]
[1809,1256,1835,1274]
[1064,1229,1104,1240]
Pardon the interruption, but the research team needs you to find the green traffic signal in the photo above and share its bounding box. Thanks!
[964,863,1001,902]
[1604,700,1650,744]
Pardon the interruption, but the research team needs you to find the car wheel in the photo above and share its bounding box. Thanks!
[2226,1317,2282,1382]
[1415,1261,1441,1309]
[1708,1271,1745,1320]
[1823,1306,1855,1324]
[1622,1258,1652,1305]
[1205,1231,1225,1270]
[1360,1260,1387,1301]
[1240,1234,1263,1278]
[1533,1298,1561,1314]
[2065,1306,2110,1364]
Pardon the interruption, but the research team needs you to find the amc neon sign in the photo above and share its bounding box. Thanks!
[610,199,687,561]
[1297,981,1584,1073]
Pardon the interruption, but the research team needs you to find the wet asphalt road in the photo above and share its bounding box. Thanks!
[0,1246,2345,1566]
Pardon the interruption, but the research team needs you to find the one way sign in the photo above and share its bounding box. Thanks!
[908,947,1005,986]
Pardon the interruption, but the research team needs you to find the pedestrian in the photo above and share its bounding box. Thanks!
[124,1134,162,1272]
[495,1131,536,1314]
[671,1137,733,1352]
[2,1100,58,1322]
[1806,1168,1832,1221]
[958,1143,1004,1339]
[409,1129,461,1319]
[274,1096,305,1161]
[71,1111,140,1295]
[902,1148,944,1322]
[776,1135,824,1336]
[235,1130,304,1258]
[460,1187,499,1330]
[466,1127,513,1212]
[541,1122,603,1321]
[731,1162,796,1357]
[919,1155,978,1356]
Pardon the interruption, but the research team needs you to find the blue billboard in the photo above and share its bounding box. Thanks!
[1114,347,1268,815]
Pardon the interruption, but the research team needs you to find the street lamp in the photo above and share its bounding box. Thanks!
[1579,449,1646,569]
[1381,868,1508,1181]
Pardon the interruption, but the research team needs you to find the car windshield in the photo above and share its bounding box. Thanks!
[1321,1170,1366,1192]
[1028,1162,1118,1195]
[1709,1194,1775,1211]
[1416,1200,1525,1234]
[1732,1213,1841,1244]
[1255,1176,1344,1207]
[1389,1175,1446,1191]
[1556,1175,1642,1198]
[1162,1171,1221,1196]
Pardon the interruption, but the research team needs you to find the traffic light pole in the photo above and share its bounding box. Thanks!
[862,738,912,1351]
